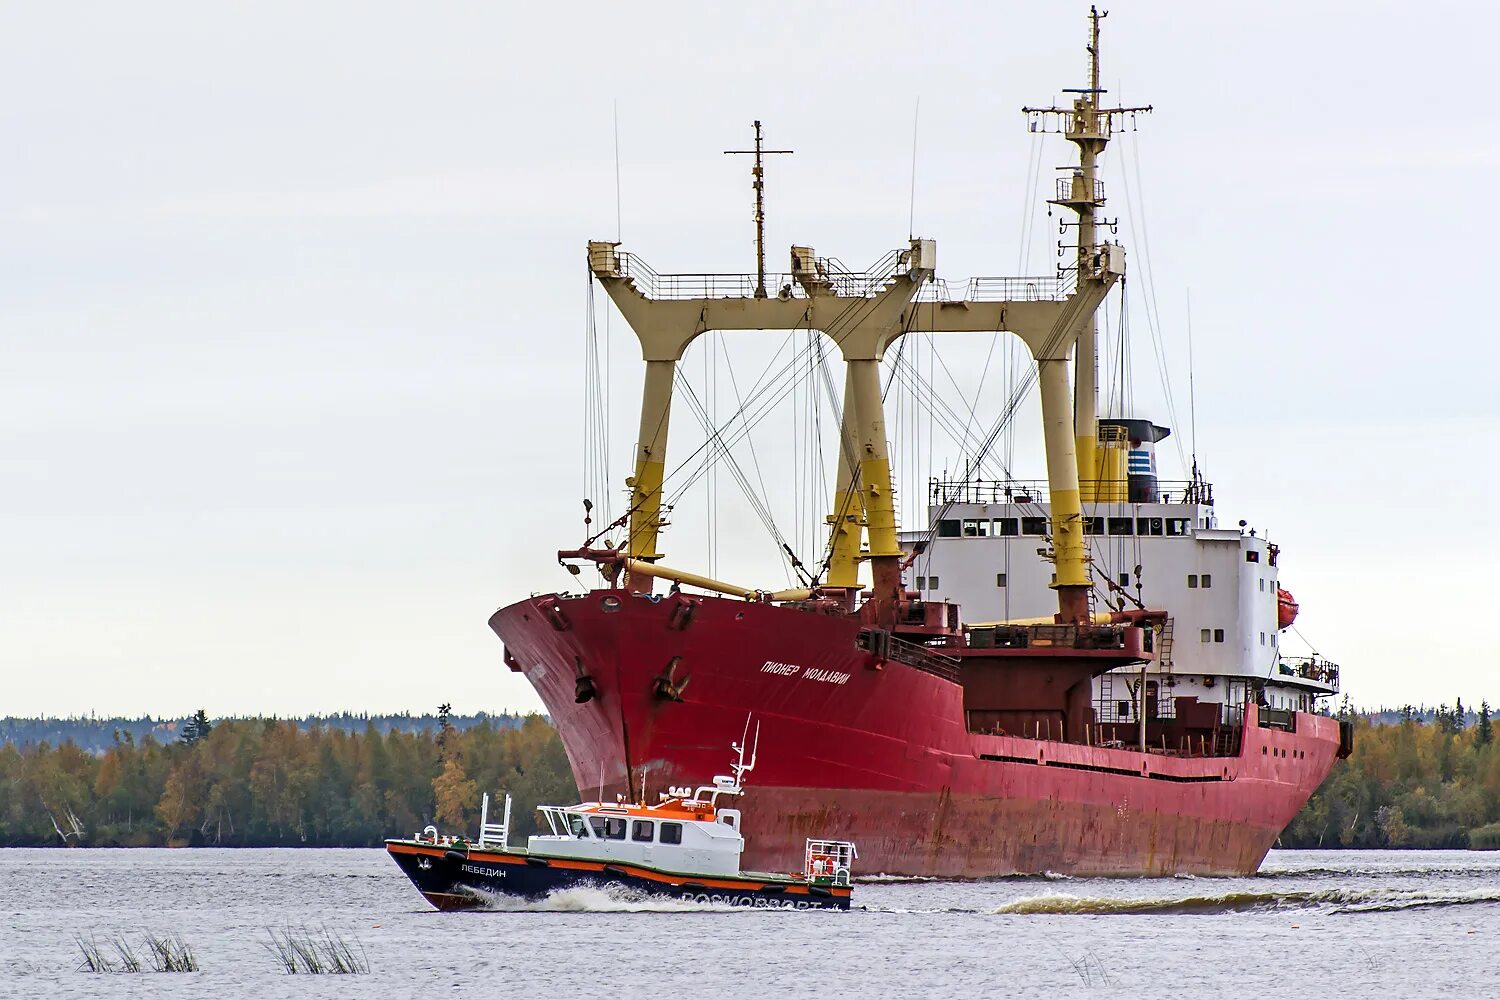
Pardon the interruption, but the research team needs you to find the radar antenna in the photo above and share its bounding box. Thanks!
[724,121,793,299]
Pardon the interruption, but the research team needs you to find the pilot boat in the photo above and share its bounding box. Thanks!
[385,727,856,911]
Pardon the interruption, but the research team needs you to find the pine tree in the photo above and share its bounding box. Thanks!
[179,710,213,745]
[1478,701,1493,747]
[436,703,454,760]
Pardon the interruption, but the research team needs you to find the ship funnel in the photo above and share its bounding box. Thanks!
[1098,418,1170,503]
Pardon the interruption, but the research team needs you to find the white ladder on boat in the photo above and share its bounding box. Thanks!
[478,792,513,849]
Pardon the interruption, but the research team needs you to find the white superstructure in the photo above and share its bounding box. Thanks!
[901,417,1339,733]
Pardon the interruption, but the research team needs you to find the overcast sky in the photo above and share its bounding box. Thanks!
[4,2,1495,718]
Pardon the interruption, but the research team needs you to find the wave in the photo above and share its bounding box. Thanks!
[994,886,1500,916]
[1259,863,1500,880]
[469,884,741,913]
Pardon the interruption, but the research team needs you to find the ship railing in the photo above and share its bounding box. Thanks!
[810,247,911,298]
[613,252,806,300]
[1052,175,1107,203]
[1276,657,1341,690]
[926,478,1214,507]
[917,272,1076,303]
[858,628,961,682]
[804,839,856,886]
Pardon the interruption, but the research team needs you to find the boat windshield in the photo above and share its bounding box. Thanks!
[567,812,588,838]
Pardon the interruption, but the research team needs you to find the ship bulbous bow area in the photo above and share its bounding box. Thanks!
[490,588,1342,878]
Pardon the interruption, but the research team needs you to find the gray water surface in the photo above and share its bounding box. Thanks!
[3,848,1496,998]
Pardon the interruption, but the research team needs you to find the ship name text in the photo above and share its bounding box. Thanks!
[760,661,851,686]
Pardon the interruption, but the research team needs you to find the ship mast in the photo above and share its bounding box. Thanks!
[724,121,793,299]
[1026,7,1150,503]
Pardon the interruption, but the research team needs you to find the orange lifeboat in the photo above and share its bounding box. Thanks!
[1277,588,1299,631]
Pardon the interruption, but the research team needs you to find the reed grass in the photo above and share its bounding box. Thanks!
[77,932,196,974]
[144,932,198,972]
[76,934,113,973]
[264,926,369,975]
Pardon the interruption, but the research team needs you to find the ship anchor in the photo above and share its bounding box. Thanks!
[652,656,692,702]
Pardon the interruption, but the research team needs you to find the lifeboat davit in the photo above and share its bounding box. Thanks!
[1277,587,1299,631]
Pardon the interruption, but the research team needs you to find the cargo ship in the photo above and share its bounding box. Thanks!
[490,8,1351,877]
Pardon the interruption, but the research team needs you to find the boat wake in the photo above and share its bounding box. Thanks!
[995,886,1500,915]
[468,885,740,913]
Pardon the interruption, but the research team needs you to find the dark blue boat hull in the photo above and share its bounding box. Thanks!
[385,840,851,911]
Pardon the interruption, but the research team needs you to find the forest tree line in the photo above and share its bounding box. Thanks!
[4,704,1500,849]
[0,709,577,847]
[1281,701,1500,849]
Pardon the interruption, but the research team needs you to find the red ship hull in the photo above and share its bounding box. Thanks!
[491,589,1341,877]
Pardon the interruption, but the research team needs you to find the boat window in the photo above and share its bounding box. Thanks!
[1137,517,1164,536]
[1259,578,1265,592]
[631,820,654,843]
[1117,700,1131,718]
[938,519,961,538]
[963,518,990,537]
[1246,550,1260,563]
[568,813,589,838]
[1118,572,1130,587]
[1202,574,1212,588]
[1214,629,1225,643]
[1200,629,1211,643]
[995,573,1007,588]
[1022,516,1048,536]
[659,822,683,845]
[588,816,608,838]
[1166,518,1190,537]
[927,576,940,590]
[1188,574,1198,588]
[604,817,628,840]
[1083,516,1104,535]
[994,517,1019,536]
[1107,517,1133,536]
[915,576,926,590]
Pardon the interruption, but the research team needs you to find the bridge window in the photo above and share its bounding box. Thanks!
[994,517,1019,536]
[1118,701,1131,718]
[1022,517,1049,536]
[938,519,961,538]
[996,573,1007,588]
[1214,629,1225,643]
[1200,629,1211,642]
[659,822,683,845]
[632,820,655,842]
[1188,574,1198,588]
[1166,518,1190,537]
[1246,550,1260,563]
[1137,517,1164,536]
[1202,574,1212,588]
[1083,516,1104,535]
[1107,517,1133,535]
[963,518,990,537]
